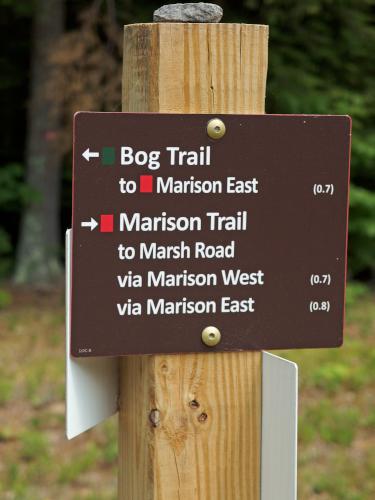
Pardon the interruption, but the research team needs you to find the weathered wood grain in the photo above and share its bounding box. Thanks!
[119,22,268,500]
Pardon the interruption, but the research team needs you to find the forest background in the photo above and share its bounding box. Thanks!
[1,0,375,286]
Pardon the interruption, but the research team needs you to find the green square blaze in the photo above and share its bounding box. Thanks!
[102,147,115,165]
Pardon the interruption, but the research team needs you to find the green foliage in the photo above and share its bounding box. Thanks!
[58,443,101,483]
[0,229,12,276]
[233,0,375,278]
[312,472,363,500]
[300,400,360,446]
[349,185,375,275]
[315,360,370,392]
[0,0,35,16]
[0,288,12,309]
[0,164,33,277]
[312,363,352,393]
[345,280,369,307]
[0,163,34,208]
[20,430,49,461]
[25,358,65,407]
[364,409,375,429]
[102,419,118,464]
[5,463,28,500]
[0,377,13,406]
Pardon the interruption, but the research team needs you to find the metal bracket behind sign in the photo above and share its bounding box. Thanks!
[261,352,298,500]
[66,229,118,439]
[66,229,297,499]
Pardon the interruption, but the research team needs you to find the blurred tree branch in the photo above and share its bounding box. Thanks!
[47,1,122,153]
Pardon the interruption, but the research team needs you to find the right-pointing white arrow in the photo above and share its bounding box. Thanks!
[82,148,100,162]
[81,217,98,231]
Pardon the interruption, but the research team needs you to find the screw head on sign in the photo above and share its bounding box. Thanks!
[201,326,221,347]
[207,118,226,139]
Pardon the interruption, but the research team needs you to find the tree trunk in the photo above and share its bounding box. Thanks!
[14,0,64,286]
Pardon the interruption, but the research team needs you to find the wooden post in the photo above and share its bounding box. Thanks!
[119,21,268,500]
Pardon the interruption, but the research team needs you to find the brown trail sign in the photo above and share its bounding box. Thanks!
[66,5,351,500]
[71,112,351,356]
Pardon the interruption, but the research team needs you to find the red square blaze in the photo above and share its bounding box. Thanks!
[140,175,153,193]
[100,214,114,232]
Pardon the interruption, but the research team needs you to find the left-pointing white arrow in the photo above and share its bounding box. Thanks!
[81,218,98,231]
[82,148,100,162]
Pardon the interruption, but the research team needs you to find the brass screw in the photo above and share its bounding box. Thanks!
[201,326,221,347]
[207,118,226,139]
